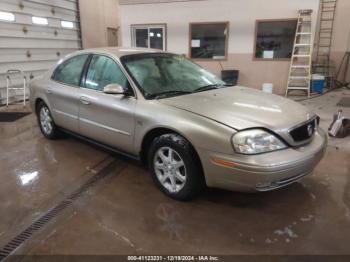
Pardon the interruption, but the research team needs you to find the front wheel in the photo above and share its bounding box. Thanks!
[148,134,205,201]
[37,101,60,139]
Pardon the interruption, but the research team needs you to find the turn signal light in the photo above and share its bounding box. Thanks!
[212,158,236,168]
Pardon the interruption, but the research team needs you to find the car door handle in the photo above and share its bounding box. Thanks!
[80,96,91,105]
[46,88,53,94]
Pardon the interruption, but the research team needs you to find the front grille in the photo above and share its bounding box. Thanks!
[289,118,317,142]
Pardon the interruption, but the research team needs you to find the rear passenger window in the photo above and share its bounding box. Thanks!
[85,55,129,91]
[52,54,88,86]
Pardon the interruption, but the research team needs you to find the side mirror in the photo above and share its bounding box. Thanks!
[103,84,126,95]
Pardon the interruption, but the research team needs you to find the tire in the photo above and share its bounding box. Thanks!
[148,133,205,201]
[37,101,60,139]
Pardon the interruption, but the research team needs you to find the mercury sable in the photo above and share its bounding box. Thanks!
[30,48,327,200]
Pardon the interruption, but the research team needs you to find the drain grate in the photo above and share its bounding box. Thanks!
[0,157,124,261]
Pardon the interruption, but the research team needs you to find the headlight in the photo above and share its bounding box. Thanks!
[232,129,287,154]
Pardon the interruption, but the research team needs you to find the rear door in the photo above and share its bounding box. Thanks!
[49,54,89,132]
[78,54,136,153]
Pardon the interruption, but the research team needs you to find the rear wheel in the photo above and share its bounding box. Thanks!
[148,134,204,201]
[37,101,60,139]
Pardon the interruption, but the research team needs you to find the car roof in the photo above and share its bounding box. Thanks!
[73,47,165,58]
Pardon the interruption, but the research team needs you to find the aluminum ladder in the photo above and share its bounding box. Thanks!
[6,69,27,107]
[286,10,313,99]
[314,0,337,78]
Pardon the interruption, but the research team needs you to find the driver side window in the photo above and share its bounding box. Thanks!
[85,55,129,92]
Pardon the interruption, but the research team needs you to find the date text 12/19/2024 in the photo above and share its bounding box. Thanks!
[128,256,220,261]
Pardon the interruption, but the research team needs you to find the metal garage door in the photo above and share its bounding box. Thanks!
[0,0,82,105]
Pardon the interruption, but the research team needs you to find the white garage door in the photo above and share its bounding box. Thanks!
[0,0,82,105]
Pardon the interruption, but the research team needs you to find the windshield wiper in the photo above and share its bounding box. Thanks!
[148,84,222,99]
[148,90,192,99]
[193,84,221,93]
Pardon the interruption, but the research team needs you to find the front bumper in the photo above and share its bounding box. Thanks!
[198,128,328,192]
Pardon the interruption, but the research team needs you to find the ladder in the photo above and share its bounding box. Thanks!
[314,0,337,77]
[286,9,313,98]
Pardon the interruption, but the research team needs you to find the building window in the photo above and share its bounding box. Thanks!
[61,20,74,29]
[189,22,229,60]
[131,24,166,51]
[32,16,48,25]
[254,19,297,60]
[0,11,15,22]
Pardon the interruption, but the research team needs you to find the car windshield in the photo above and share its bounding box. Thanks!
[121,53,226,99]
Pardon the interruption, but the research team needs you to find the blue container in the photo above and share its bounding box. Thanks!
[311,80,324,94]
[311,75,325,94]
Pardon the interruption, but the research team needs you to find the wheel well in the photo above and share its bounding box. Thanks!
[140,128,204,173]
[35,98,44,114]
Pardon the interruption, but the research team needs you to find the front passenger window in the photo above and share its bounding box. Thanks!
[85,55,129,91]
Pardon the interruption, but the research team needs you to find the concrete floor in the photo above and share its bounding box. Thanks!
[0,89,350,256]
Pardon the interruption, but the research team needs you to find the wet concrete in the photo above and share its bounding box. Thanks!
[0,105,108,249]
[1,89,350,255]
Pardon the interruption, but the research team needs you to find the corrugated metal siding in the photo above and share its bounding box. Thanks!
[0,0,82,105]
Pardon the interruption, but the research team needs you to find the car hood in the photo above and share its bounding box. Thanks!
[159,86,315,131]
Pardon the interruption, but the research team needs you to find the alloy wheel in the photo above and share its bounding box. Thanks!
[153,147,187,193]
[40,106,53,135]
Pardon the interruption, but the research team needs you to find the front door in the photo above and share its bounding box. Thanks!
[78,54,136,153]
[107,27,118,47]
[49,54,89,132]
